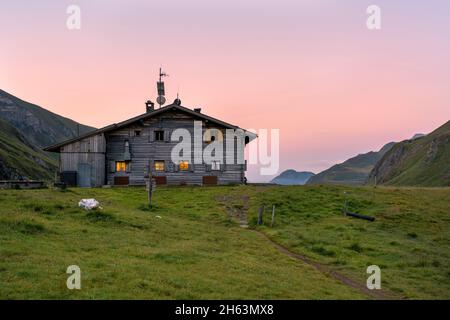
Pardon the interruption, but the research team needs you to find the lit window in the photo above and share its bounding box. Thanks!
[116,161,127,172]
[211,161,221,171]
[155,130,164,141]
[154,160,165,171]
[179,161,189,171]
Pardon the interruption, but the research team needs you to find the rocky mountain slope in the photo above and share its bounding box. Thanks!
[0,89,95,180]
[0,89,94,148]
[367,120,450,186]
[307,142,395,185]
[0,119,57,180]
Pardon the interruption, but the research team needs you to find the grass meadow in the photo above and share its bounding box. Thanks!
[0,185,448,299]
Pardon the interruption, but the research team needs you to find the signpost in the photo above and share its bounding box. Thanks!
[145,166,156,207]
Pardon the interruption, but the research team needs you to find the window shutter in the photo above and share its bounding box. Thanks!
[109,161,115,173]
[220,163,225,172]
[164,130,171,142]
[189,164,194,172]
[205,164,211,172]
[126,162,131,173]
[149,160,154,174]
[149,130,154,142]
[165,160,170,172]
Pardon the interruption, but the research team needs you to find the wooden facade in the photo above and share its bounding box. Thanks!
[45,103,255,187]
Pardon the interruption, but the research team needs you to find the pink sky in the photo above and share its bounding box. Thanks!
[1,0,449,181]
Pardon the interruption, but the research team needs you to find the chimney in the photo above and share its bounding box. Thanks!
[145,100,155,113]
[194,108,201,113]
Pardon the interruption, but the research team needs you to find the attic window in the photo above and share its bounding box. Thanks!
[155,130,164,141]
[134,130,141,137]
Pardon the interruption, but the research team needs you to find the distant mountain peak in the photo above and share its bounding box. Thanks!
[271,170,315,185]
[307,142,395,186]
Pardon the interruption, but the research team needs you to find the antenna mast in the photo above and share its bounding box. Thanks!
[156,67,168,108]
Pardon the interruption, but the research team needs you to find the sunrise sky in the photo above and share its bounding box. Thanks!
[1,0,449,181]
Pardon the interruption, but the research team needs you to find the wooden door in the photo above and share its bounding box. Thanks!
[154,176,167,185]
[203,176,218,185]
[77,163,91,187]
[114,176,129,185]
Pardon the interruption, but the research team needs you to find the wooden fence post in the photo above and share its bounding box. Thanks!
[147,167,155,207]
[271,205,276,227]
[258,205,264,225]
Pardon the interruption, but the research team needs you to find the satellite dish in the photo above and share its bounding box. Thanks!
[156,95,166,106]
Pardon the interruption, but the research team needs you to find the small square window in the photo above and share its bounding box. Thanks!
[116,161,128,172]
[155,130,164,141]
[134,130,141,137]
[179,161,189,171]
[154,160,165,171]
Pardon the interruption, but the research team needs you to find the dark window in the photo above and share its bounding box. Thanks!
[135,130,141,136]
[155,130,164,141]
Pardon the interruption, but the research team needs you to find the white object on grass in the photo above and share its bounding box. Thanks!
[78,199,100,210]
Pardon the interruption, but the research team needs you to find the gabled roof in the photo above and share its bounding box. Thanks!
[44,103,257,152]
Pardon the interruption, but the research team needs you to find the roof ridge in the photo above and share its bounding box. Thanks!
[44,104,253,152]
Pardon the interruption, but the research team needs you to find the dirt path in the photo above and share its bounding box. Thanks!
[217,194,250,228]
[219,193,400,300]
[252,229,397,300]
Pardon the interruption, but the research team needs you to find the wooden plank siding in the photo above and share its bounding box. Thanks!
[56,108,248,187]
[105,110,246,186]
[59,134,106,187]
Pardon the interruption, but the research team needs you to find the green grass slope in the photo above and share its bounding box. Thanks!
[307,142,395,185]
[368,120,450,186]
[0,187,364,299]
[0,89,95,148]
[1,186,449,299]
[246,185,450,299]
[0,119,57,180]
